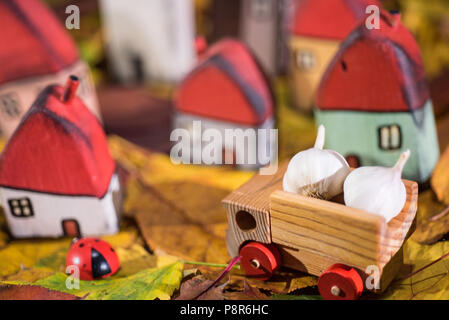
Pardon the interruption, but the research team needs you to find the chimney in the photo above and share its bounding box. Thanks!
[62,75,80,103]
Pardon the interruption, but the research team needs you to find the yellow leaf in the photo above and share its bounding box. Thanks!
[115,244,156,277]
[0,239,71,278]
[3,268,54,283]
[382,239,449,300]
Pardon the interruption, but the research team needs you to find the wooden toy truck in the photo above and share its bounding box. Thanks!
[223,162,418,300]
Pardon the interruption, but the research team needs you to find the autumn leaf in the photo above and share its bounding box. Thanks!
[176,275,226,300]
[2,269,55,283]
[431,146,449,205]
[411,190,449,244]
[0,284,81,300]
[126,176,231,264]
[0,228,142,281]
[381,239,449,300]
[224,280,271,300]
[412,207,449,245]
[5,261,184,300]
[114,244,157,277]
[0,239,71,279]
[193,265,317,295]
[108,135,254,193]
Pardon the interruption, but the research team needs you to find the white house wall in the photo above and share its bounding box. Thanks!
[99,0,196,83]
[173,112,276,170]
[0,60,100,139]
[0,174,120,238]
[239,0,296,75]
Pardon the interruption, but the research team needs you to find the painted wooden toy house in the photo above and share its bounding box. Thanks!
[0,76,120,238]
[239,0,296,75]
[289,0,380,112]
[174,39,276,169]
[212,0,295,75]
[315,11,440,183]
[99,0,196,84]
[0,0,100,138]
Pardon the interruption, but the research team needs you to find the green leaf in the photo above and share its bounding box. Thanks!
[4,262,183,300]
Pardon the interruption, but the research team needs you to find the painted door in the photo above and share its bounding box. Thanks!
[62,219,81,237]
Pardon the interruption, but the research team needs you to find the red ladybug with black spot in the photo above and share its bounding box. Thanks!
[66,237,120,280]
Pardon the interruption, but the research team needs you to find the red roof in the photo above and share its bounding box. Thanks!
[291,0,381,40]
[0,77,115,198]
[316,11,429,113]
[0,0,79,86]
[175,39,274,126]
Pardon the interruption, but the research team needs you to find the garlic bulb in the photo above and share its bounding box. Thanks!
[344,150,411,222]
[283,125,350,200]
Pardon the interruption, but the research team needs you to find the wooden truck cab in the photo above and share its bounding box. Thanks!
[223,162,418,299]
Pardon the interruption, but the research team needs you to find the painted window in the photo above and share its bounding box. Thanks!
[0,92,21,118]
[249,0,273,19]
[378,124,402,151]
[296,51,316,71]
[8,198,34,218]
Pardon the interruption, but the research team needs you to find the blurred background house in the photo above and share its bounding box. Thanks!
[18,0,449,157]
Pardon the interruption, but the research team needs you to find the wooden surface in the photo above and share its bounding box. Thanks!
[224,160,418,292]
[270,190,385,268]
[269,179,418,291]
[222,162,288,257]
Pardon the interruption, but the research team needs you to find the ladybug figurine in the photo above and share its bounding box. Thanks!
[66,237,120,280]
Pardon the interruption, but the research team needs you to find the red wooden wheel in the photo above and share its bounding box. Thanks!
[239,242,281,280]
[318,264,364,300]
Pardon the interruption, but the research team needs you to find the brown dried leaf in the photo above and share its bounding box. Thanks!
[0,284,81,300]
[229,280,270,300]
[129,177,230,264]
[194,265,317,295]
[176,275,226,300]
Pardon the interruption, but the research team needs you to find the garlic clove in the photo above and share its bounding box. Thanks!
[343,150,411,222]
[283,125,350,200]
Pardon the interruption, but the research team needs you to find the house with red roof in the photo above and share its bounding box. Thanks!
[289,0,380,111]
[0,0,100,138]
[174,38,275,169]
[315,11,440,183]
[0,76,120,238]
